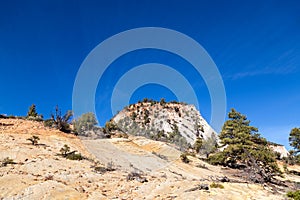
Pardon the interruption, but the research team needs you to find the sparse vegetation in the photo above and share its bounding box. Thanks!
[27,135,40,145]
[287,190,300,200]
[44,119,54,128]
[44,105,73,133]
[44,174,54,181]
[73,112,98,134]
[143,109,150,124]
[26,104,43,121]
[284,151,300,165]
[94,165,108,173]
[127,171,148,183]
[1,157,16,167]
[106,161,116,171]
[104,120,119,134]
[60,144,70,156]
[130,112,137,120]
[210,182,224,189]
[283,163,289,173]
[92,161,116,174]
[180,152,190,163]
[193,137,203,153]
[58,144,84,160]
[152,151,168,160]
[66,153,84,160]
[27,104,38,118]
[166,123,189,150]
[199,134,218,158]
[159,98,166,106]
[195,163,208,169]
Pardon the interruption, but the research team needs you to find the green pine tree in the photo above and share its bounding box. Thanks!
[289,128,300,154]
[209,108,281,183]
[27,104,38,118]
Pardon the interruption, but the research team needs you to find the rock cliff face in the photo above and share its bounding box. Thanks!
[112,100,216,146]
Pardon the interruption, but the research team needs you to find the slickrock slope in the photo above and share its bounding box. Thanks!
[0,118,296,199]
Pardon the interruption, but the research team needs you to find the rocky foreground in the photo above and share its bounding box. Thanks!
[0,118,298,199]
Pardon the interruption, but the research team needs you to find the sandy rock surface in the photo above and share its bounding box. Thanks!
[0,119,293,199]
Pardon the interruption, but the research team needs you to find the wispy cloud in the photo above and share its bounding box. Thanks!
[224,49,299,80]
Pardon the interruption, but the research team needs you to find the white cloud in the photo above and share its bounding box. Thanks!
[224,49,298,80]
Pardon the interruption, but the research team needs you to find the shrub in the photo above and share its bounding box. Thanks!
[60,144,71,156]
[106,161,116,171]
[73,112,97,134]
[180,152,190,163]
[47,106,73,133]
[210,182,224,189]
[44,119,54,128]
[193,137,203,153]
[130,112,137,120]
[287,190,300,200]
[27,135,40,145]
[59,144,84,160]
[283,151,300,165]
[1,157,16,167]
[199,134,218,158]
[208,152,226,165]
[26,104,43,121]
[66,153,84,160]
[127,171,148,183]
[104,120,119,133]
[195,163,208,169]
[44,174,54,181]
[152,151,168,160]
[160,98,166,106]
[94,166,108,174]
[27,104,38,118]
[92,161,115,174]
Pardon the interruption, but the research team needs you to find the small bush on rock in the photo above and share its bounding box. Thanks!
[45,106,73,133]
[27,135,40,145]
[73,112,98,134]
[26,104,43,121]
[210,182,224,189]
[1,157,16,167]
[58,144,84,160]
[287,190,300,200]
[180,152,190,163]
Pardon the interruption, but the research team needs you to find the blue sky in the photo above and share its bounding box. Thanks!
[0,0,299,148]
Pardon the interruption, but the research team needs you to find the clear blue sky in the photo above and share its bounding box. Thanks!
[0,0,299,148]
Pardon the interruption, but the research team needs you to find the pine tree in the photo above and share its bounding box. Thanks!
[289,128,300,154]
[27,104,38,118]
[209,108,281,183]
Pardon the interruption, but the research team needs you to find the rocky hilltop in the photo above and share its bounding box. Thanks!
[113,100,216,147]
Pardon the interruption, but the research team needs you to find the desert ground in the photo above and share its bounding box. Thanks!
[0,118,298,199]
